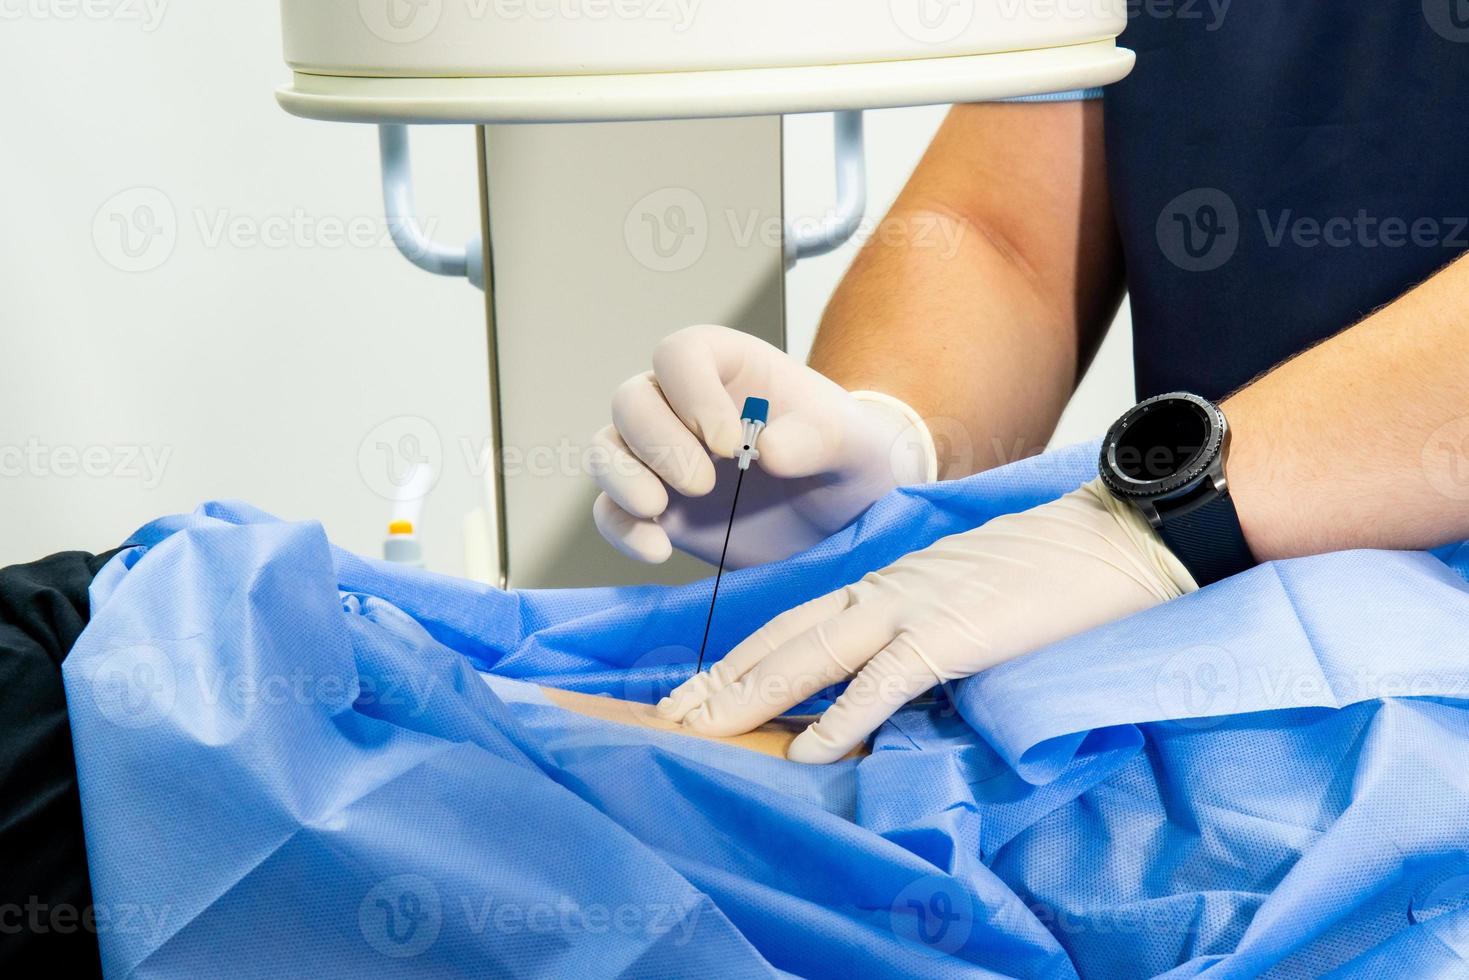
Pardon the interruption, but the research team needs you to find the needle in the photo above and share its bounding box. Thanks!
[694,397,768,675]
[695,466,745,673]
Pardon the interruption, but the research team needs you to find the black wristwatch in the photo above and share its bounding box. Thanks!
[1098,392,1255,587]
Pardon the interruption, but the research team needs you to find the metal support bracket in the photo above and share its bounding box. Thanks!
[784,110,867,266]
[379,124,484,289]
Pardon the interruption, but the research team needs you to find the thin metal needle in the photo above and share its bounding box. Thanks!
[695,466,746,673]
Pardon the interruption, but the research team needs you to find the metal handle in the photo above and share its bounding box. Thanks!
[379,124,484,289]
[380,116,864,281]
[785,110,868,266]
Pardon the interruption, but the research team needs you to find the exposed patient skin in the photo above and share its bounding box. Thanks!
[539,687,868,761]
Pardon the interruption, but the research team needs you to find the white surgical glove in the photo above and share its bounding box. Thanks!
[656,479,1200,763]
[591,324,939,568]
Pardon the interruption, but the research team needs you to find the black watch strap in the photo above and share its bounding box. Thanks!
[1155,490,1255,588]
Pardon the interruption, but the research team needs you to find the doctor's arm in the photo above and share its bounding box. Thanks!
[660,249,1469,763]
[810,99,1124,476]
[1224,248,1469,561]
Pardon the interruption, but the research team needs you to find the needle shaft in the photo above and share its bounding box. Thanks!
[695,466,746,673]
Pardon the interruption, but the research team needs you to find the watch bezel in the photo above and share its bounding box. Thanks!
[1098,392,1227,501]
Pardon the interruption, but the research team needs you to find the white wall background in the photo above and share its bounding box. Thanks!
[0,2,492,571]
[0,5,1133,573]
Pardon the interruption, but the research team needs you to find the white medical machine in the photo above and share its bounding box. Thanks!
[277,0,1135,588]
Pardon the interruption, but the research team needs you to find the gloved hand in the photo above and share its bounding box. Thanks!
[656,478,1199,763]
[591,324,938,568]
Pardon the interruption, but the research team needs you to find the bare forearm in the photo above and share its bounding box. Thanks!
[813,208,1085,475]
[810,102,1123,478]
[1225,250,1469,560]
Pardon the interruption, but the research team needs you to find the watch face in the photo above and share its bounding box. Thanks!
[1100,392,1225,499]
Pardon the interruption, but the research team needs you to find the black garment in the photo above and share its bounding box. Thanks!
[1105,3,1469,401]
[0,550,117,978]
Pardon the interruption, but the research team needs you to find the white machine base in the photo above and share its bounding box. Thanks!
[278,40,1134,125]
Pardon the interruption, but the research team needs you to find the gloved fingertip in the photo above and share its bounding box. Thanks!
[681,457,719,498]
[786,725,852,765]
[654,695,680,719]
[757,416,830,478]
[594,498,674,563]
[680,704,711,732]
[702,415,743,460]
[639,535,674,564]
[657,669,718,721]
